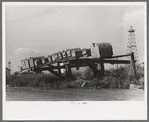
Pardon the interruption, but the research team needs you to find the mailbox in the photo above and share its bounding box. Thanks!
[48,55,52,62]
[91,42,113,58]
[58,52,63,60]
[29,56,44,68]
[41,57,48,64]
[52,53,58,61]
[62,50,68,58]
[82,48,91,57]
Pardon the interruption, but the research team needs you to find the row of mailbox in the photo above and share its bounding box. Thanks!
[20,42,113,70]
[21,48,91,70]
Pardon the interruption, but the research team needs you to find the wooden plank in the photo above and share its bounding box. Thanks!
[110,54,131,58]
[102,60,130,64]
[68,58,131,64]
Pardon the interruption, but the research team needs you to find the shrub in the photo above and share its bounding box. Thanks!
[81,68,94,80]
[99,67,131,89]
[6,66,133,89]
[105,67,129,79]
[6,73,61,88]
[71,68,94,80]
[6,75,17,85]
[64,66,131,89]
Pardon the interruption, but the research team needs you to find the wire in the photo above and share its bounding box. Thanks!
[7,6,69,25]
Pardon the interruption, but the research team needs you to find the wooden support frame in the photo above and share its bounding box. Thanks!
[19,53,136,80]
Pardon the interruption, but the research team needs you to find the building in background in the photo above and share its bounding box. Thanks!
[6,67,11,76]
[6,61,11,76]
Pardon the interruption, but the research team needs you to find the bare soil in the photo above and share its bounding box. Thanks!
[6,84,144,101]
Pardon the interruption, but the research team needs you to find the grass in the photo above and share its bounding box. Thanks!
[6,73,61,88]
[6,65,143,89]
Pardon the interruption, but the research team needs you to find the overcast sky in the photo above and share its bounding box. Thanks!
[4,3,146,73]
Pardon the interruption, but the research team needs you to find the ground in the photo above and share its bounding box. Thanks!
[6,85,144,101]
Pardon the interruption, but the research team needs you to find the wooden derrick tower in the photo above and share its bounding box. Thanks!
[127,26,139,64]
[127,26,139,77]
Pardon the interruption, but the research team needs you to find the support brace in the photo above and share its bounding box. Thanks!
[48,69,64,79]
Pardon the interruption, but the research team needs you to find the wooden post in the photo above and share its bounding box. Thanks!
[65,64,72,79]
[100,58,104,77]
[35,69,41,74]
[57,63,62,77]
[130,52,136,78]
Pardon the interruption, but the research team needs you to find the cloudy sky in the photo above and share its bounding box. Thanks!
[4,2,146,73]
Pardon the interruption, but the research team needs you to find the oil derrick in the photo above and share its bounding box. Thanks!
[127,26,139,77]
[127,26,139,64]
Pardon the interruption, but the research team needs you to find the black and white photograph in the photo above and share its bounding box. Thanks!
[3,2,147,120]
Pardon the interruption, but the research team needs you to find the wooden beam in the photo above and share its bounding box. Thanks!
[48,69,64,79]
[65,64,72,79]
[130,52,136,78]
[110,54,131,58]
[57,63,62,77]
[99,58,104,77]
[103,60,130,64]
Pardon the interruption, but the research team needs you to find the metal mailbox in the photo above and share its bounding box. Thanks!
[62,50,68,58]
[21,59,26,69]
[71,48,82,58]
[41,57,48,64]
[24,59,30,69]
[48,55,52,62]
[82,48,91,57]
[66,49,71,57]
[52,53,58,61]
[66,48,82,58]
[29,56,44,68]
[91,42,113,58]
[58,52,63,60]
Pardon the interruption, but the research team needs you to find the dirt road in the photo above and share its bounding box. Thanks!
[6,85,144,101]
